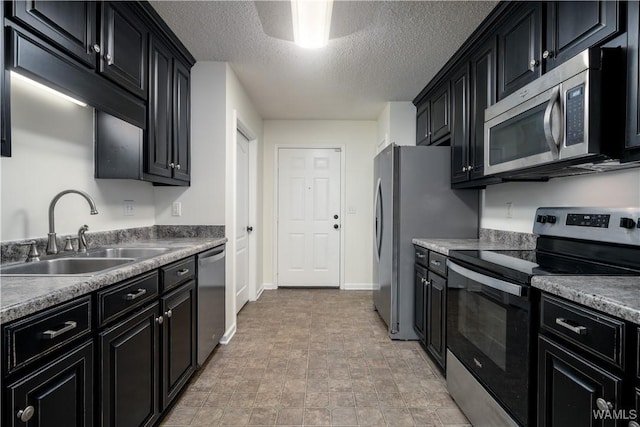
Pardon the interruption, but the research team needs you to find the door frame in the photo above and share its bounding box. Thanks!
[226,110,258,320]
[273,144,346,289]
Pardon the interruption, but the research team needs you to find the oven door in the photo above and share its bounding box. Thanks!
[446,260,533,426]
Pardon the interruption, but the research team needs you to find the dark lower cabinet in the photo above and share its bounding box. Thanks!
[413,265,427,342]
[100,302,161,427]
[6,340,93,427]
[426,272,446,368]
[161,281,197,408]
[538,335,623,427]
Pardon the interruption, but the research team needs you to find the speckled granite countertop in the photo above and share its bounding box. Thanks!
[0,237,226,325]
[532,276,640,324]
[411,238,535,255]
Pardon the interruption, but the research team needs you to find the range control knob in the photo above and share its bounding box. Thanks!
[537,215,547,224]
[620,217,637,229]
[546,215,557,224]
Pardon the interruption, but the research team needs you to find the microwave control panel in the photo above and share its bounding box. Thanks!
[565,84,585,146]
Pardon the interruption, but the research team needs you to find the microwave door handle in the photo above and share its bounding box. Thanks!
[543,86,562,159]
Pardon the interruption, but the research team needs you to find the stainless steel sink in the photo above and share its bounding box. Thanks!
[0,257,135,276]
[87,247,172,259]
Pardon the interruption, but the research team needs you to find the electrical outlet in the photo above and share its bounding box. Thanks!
[172,202,182,217]
[506,202,513,218]
[123,200,135,216]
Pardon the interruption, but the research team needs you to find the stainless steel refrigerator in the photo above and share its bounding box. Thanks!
[373,144,478,340]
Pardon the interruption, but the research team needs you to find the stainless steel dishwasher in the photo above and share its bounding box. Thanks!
[197,244,226,365]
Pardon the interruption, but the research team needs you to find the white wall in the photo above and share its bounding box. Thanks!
[262,120,377,289]
[1,75,156,242]
[376,102,416,154]
[154,62,227,225]
[482,169,640,232]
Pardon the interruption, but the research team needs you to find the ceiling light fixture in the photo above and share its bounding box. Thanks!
[10,71,88,107]
[291,0,333,49]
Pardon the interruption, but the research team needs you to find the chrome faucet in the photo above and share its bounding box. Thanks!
[46,190,98,254]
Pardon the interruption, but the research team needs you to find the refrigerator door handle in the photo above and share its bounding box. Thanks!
[374,178,382,261]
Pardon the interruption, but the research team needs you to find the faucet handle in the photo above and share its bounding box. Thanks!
[78,225,89,253]
[19,241,40,263]
[63,236,79,252]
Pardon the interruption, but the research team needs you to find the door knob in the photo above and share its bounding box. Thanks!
[334,214,339,219]
[247,226,253,232]
[333,224,339,229]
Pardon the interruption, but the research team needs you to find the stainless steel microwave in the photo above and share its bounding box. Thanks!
[484,48,622,177]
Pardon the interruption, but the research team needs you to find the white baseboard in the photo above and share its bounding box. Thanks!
[262,282,277,290]
[220,322,236,345]
[343,282,374,290]
[255,285,265,300]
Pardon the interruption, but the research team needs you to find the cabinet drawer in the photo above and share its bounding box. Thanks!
[540,294,625,369]
[414,246,429,268]
[428,252,447,277]
[4,296,92,374]
[97,271,159,327]
[161,257,195,292]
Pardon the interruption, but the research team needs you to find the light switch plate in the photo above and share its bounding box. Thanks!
[172,202,182,217]
[123,200,135,216]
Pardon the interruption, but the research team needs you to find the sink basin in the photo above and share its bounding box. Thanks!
[87,247,173,259]
[0,257,135,276]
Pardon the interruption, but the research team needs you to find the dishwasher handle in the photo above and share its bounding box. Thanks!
[198,245,226,265]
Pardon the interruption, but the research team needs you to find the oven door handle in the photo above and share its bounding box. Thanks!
[447,261,524,297]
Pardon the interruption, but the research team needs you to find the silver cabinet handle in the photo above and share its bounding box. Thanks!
[169,163,175,169]
[156,316,164,324]
[17,406,35,422]
[542,50,553,59]
[430,259,441,267]
[165,309,172,318]
[177,268,190,277]
[176,164,181,170]
[93,44,101,53]
[529,58,539,68]
[124,288,147,301]
[416,252,426,259]
[596,398,613,411]
[420,277,426,284]
[555,318,587,335]
[43,321,77,339]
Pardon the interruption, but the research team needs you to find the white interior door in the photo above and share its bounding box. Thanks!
[235,130,250,312]
[277,148,341,287]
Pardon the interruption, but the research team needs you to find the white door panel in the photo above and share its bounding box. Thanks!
[277,148,341,287]
[235,131,250,312]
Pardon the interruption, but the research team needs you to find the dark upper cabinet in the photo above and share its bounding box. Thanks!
[10,1,97,68]
[413,264,427,342]
[469,39,495,181]
[99,2,147,99]
[100,303,161,427]
[426,272,446,369]
[172,59,191,182]
[450,65,469,184]
[626,0,640,160]
[1,4,10,158]
[544,1,620,71]
[430,81,450,144]
[416,102,430,146]
[161,281,197,408]
[5,341,93,427]
[147,35,173,179]
[538,335,623,427]
[497,2,541,100]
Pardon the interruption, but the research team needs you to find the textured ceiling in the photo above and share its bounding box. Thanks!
[150,1,499,120]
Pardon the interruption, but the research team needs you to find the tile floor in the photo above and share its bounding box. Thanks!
[161,289,470,426]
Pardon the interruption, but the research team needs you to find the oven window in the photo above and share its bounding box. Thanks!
[457,286,507,370]
[489,103,549,165]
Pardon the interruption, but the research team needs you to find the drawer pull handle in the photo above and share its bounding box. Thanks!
[165,309,172,318]
[416,253,426,259]
[124,288,147,301]
[555,317,587,335]
[430,259,441,266]
[17,405,35,422]
[596,398,613,411]
[177,268,190,276]
[43,321,77,339]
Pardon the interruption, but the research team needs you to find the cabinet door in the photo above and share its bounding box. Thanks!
[6,341,93,427]
[497,2,541,100]
[172,59,191,182]
[1,4,10,157]
[413,265,427,342]
[430,82,450,143]
[161,281,197,409]
[100,303,160,427]
[469,39,495,181]
[147,35,173,178]
[627,1,640,156]
[545,1,619,71]
[99,2,147,98]
[426,272,446,370]
[11,1,97,68]
[416,102,430,146]
[538,335,622,427]
[450,65,469,184]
